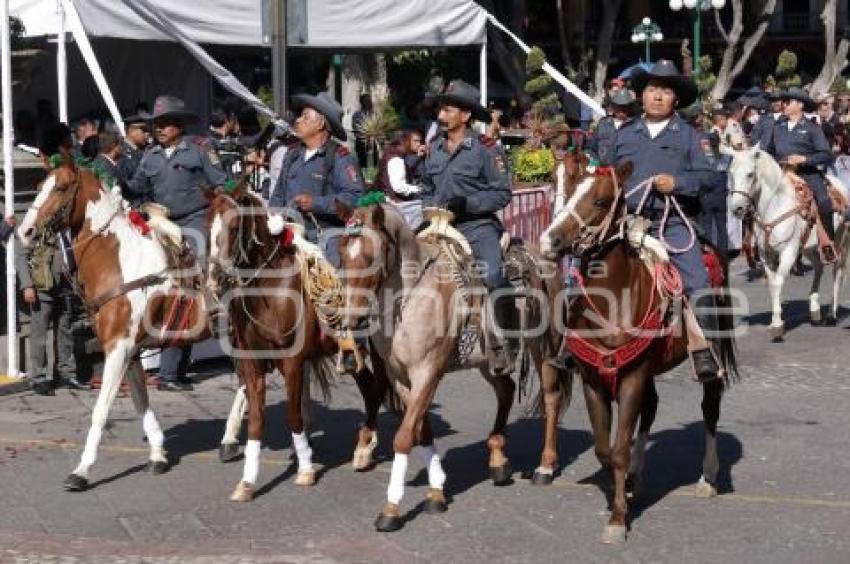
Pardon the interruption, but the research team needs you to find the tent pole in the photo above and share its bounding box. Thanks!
[2,0,18,379]
[479,39,487,108]
[56,0,68,124]
[271,0,287,115]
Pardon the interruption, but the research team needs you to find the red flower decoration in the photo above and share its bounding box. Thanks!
[128,209,151,235]
[280,225,294,248]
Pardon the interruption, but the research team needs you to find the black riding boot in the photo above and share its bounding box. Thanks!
[691,294,720,383]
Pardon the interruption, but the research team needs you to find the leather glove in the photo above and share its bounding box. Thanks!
[447,196,467,218]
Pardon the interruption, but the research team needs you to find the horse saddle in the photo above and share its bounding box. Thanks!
[141,202,184,247]
[140,203,200,289]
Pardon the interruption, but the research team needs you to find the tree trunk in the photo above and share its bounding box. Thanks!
[810,0,850,99]
[338,54,388,114]
[556,0,574,76]
[710,0,777,102]
[593,0,623,101]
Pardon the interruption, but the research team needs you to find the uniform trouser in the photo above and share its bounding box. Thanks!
[160,210,207,382]
[804,174,835,240]
[28,289,77,383]
[460,222,515,345]
[699,207,729,259]
[390,199,423,231]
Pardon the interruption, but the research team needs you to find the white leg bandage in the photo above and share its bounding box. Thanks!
[242,439,261,484]
[417,445,446,490]
[387,454,409,505]
[292,432,313,472]
[75,426,103,475]
[142,409,166,461]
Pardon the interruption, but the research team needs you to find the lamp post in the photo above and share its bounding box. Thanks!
[669,0,726,83]
[631,17,664,63]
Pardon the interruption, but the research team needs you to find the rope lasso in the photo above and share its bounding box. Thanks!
[625,176,697,254]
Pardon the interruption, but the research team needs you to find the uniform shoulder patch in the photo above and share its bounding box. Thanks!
[478,134,496,147]
[336,145,351,157]
[193,135,213,149]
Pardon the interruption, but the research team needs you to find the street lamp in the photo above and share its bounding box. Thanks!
[669,0,726,85]
[631,17,664,63]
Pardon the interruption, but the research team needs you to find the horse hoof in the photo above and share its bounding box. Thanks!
[375,514,404,533]
[146,460,169,475]
[490,462,513,486]
[601,524,627,544]
[351,436,378,472]
[219,443,240,463]
[229,481,255,502]
[294,470,316,486]
[695,478,718,499]
[424,488,448,514]
[63,473,88,492]
[769,326,785,342]
[375,504,403,533]
[531,468,554,486]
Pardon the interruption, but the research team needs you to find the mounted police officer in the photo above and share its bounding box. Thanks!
[586,88,638,164]
[117,113,149,197]
[605,60,722,382]
[761,87,837,262]
[419,79,515,375]
[127,95,227,391]
[268,92,364,267]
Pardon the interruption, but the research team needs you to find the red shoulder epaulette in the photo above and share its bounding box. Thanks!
[336,145,351,156]
[478,134,496,147]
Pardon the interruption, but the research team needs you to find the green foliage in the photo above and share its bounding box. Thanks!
[523,46,564,146]
[769,50,802,89]
[255,85,275,128]
[831,75,850,94]
[512,147,555,184]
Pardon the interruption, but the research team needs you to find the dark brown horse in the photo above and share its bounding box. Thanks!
[205,188,389,501]
[18,163,209,491]
[336,201,567,531]
[539,163,739,543]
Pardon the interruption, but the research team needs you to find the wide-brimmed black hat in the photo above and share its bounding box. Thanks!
[606,88,638,109]
[737,87,768,111]
[766,89,785,102]
[780,87,817,112]
[140,95,199,124]
[122,113,148,126]
[291,92,347,140]
[436,79,491,123]
[631,59,698,108]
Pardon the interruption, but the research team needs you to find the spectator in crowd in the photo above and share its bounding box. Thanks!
[816,97,839,148]
[699,132,731,258]
[74,118,98,147]
[836,93,850,124]
[92,130,122,183]
[19,122,87,395]
[403,128,427,184]
[375,130,423,229]
[117,114,149,195]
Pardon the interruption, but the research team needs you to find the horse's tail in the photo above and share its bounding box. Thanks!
[717,256,741,387]
[303,355,335,404]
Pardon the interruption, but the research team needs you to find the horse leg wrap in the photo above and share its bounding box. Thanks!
[416,446,447,490]
[241,439,261,484]
[292,432,313,472]
[387,454,409,505]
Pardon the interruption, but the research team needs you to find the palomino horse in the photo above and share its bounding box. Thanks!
[18,162,208,491]
[205,188,389,501]
[539,163,739,543]
[336,201,566,532]
[728,146,850,338]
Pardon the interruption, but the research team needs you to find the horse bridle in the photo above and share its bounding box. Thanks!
[30,170,83,250]
[567,168,624,255]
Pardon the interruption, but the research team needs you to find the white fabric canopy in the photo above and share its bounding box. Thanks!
[14,0,486,48]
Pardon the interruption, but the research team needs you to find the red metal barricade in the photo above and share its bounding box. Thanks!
[500,185,552,247]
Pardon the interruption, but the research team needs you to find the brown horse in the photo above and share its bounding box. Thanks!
[18,163,209,491]
[539,163,739,543]
[205,188,389,501]
[336,201,567,532]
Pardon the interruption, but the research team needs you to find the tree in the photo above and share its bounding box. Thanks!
[768,50,802,90]
[592,0,624,100]
[809,0,849,99]
[555,0,574,79]
[710,0,777,101]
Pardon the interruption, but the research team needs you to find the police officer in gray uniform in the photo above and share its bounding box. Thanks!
[586,89,638,164]
[761,87,836,260]
[606,60,722,382]
[419,79,514,375]
[117,113,149,193]
[268,92,364,266]
[127,95,227,391]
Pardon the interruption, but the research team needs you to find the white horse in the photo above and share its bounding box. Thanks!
[727,146,850,339]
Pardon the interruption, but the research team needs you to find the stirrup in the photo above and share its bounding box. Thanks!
[690,348,720,383]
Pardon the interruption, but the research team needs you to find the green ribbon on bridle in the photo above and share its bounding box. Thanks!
[223,179,239,194]
[355,191,386,208]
